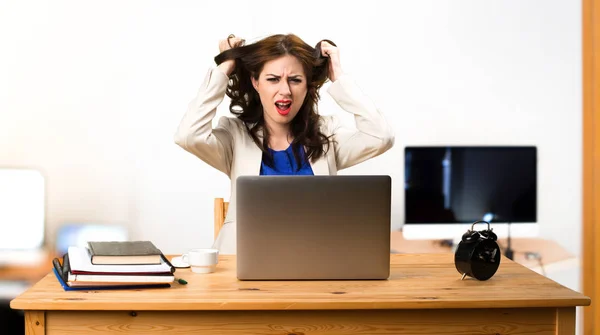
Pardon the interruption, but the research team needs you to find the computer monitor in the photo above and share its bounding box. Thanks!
[402,146,538,240]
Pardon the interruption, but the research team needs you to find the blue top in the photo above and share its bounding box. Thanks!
[260,144,314,175]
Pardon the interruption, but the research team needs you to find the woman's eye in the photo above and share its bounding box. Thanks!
[267,78,278,82]
[290,79,302,83]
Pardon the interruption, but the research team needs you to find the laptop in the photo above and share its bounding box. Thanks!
[236,175,392,280]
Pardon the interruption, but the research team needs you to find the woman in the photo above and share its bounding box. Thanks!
[174,34,394,254]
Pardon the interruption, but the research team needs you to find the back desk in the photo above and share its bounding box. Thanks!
[11,254,590,335]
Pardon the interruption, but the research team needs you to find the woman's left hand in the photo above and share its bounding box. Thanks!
[320,41,344,82]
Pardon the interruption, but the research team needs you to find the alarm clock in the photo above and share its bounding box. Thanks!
[454,220,501,281]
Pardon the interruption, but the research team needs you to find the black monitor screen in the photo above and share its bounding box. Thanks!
[404,146,537,223]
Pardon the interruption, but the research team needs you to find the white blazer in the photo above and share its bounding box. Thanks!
[175,67,395,254]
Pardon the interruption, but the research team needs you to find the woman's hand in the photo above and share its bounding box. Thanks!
[320,41,344,82]
[217,34,244,76]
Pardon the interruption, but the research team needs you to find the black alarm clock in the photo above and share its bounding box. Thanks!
[454,220,501,281]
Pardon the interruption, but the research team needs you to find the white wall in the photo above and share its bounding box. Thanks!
[1,0,581,287]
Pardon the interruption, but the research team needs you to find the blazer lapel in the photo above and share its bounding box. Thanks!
[243,131,263,176]
[249,142,263,175]
[236,126,263,176]
[310,156,330,175]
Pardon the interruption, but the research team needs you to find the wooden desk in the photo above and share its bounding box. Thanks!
[0,252,55,284]
[10,254,590,335]
[0,250,55,301]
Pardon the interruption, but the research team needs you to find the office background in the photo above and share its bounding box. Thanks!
[0,0,581,294]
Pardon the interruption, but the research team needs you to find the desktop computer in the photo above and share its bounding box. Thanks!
[402,146,539,245]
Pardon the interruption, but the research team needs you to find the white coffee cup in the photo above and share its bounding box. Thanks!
[181,248,219,274]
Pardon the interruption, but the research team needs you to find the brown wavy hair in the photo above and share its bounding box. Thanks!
[214,34,334,171]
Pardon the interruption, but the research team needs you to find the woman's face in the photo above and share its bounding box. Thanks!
[252,55,307,129]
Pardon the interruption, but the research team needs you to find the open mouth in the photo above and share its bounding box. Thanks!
[275,100,292,116]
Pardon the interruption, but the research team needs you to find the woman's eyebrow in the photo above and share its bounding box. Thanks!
[266,74,304,79]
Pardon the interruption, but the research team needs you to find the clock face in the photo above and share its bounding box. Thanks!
[471,239,501,280]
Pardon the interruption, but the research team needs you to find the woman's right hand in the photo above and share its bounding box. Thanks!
[217,34,244,76]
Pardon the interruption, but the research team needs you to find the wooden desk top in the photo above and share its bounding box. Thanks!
[10,254,590,311]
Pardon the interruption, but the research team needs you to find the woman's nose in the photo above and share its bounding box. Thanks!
[278,81,291,95]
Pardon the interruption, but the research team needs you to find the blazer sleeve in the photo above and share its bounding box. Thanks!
[325,74,395,170]
[174,67,236,176]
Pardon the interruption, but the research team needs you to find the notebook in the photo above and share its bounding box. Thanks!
[68,246,173,275]
[87,241,162,265]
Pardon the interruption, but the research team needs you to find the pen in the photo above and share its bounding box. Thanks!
[176,278,187,285]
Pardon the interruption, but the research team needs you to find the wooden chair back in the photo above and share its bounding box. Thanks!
[214,198,229,240]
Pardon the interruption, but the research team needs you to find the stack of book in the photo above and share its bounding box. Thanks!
[52,241,175,291]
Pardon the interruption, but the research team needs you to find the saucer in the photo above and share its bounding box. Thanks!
[170,256,190,268]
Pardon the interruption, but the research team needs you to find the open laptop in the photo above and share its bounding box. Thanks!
[236,175,391,280]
